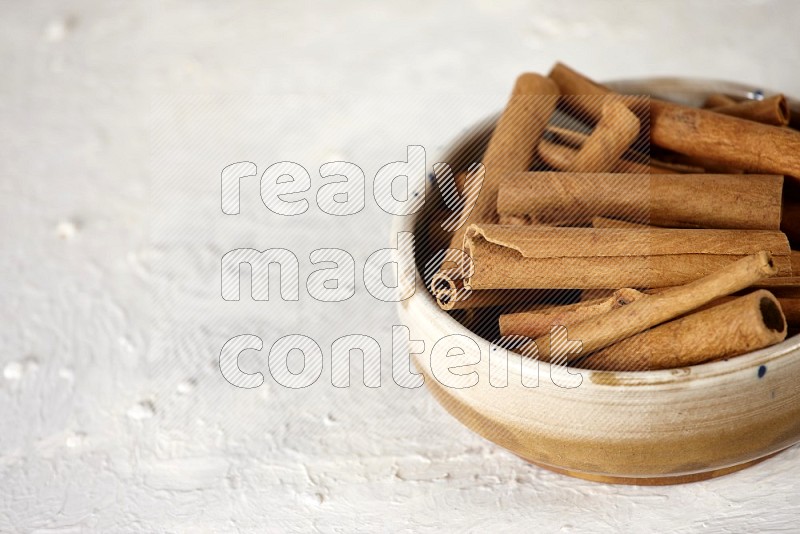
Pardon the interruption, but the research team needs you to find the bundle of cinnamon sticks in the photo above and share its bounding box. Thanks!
[430,62,800,371]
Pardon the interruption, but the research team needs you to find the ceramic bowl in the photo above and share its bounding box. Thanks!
[393,78,800,485]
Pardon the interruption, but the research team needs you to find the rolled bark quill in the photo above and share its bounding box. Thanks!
[549,64,798,177]
[651,147,743,174]
[545,125,647,164]
[537,140,650,174]
[499,288,645,338]
[592,217,652,229]
[531,251,779,361]
[547,62,648,123]
[545,126,683,173]
[581,290,787,371]
[460,225,791,290]
[647,164,675,174]
[448,73,559,249]
[545,125,592,147]
[650,99,800,182]
[709,94,790,127]
[678,293,799,328]
[433,286,554,313]
[648,159,705,174]
[703,94,737,108]
[755,277,800,296]
[498,214,531,226]
[430,268,576,311]
[496,172,783,230]
[564,102,640,172]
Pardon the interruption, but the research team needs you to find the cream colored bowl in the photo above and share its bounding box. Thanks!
[393,79,800,485]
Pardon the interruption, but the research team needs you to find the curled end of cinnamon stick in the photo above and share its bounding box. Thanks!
[601,100,640,134]
[756,250,778,277]
[759,293,787,336]
[512,72,560,96]
[431,269,461,311]
[776,94,791,126]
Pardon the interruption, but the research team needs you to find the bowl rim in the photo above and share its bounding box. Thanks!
[393,76,800,386]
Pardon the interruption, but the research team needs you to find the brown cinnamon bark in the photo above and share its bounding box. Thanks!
[430,268,569,311]
[545,125,646,164]
[448,73,559,249]
[545,125,590,147]
[461,225,791,290]
[650,99,800,181]
[647,164,675,174]
[703,94,737,108]
[531,252,779,360]
[550,64,800,178]
[496,172,783,230]
[592,217,652,229]
[547,62,648,123]
[651,148,744,174]
[754,277,800,296]
[647,159,706,174]
[537,140,650,174]
[497,214,531,226]
[565,102,640,172]
[499,288,645,337]
[683,293,799,328]
[710,94,790,126]
[581,290,787,371]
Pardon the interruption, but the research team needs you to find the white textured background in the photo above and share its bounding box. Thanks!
[3,1,800,532]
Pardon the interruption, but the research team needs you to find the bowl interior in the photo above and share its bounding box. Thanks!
[410,77,800,383]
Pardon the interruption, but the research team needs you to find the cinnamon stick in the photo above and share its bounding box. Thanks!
[581,290,787,371]
[461,225,791,290]
[755,277,800,295]
[545,125,592,147]
[430,268,573,311]
[499,288,645,337]
[651,147,744,174]
[550,64,799,177]
[647,164,675,174]
[710,94,790,126]
[703,94,737,108]
[537,140,650,174]
[647,159,705,174]
[496,172,783,230]
[545,125,647,164]
[449,73,559,248]
[547,62,648,123]
[650,99,800,181]
[532,252,779,360]
[564,102,641,172]
[592,217,652,229]
[682,293,799,328]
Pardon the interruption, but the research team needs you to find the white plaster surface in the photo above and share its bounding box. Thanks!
[3,0,800,532]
